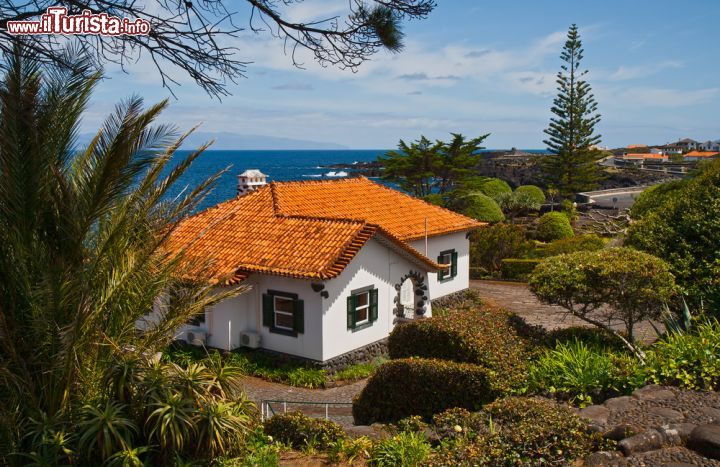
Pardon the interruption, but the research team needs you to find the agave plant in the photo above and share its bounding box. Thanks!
[0,46,250,462]
[194,400,253,458]
[77,401,138,461]
[145,392,196,454]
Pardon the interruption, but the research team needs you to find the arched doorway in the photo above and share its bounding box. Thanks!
[393,271,428,322]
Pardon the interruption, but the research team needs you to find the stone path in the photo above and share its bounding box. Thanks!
[470,280,658,343]
[581,385,720,465]
[241,376,366,404]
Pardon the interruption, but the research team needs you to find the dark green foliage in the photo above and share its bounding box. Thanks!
[514,185,546,205]
[641,320,720,391]
[388,303,530,393]
[500,258,542,280]
[352,359,495,424]
[530,248,677,351]
[535,211,574,241]
[431,397,610,465]
[542,24,602,197]
[627,159,720,309]
[263,411,345,450]
[432,408,491,441]
[533,234,604,257]
[379,133,488,197]
[469,223,530,274]
[630,180,686,220]
[464,193,504,223]
[545,327,628,352]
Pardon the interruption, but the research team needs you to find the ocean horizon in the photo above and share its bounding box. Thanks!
[170,149,549,210]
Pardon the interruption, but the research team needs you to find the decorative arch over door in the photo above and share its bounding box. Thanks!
[393,270,428,320]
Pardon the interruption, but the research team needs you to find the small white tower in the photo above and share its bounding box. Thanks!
[237,169,267,196]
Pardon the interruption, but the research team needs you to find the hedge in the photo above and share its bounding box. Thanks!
[537,234,604,257]
[352,358,495,424]
[500,258,541,280]
[264,411,345,449]
[388,303,530,393]
[535,211,574,242]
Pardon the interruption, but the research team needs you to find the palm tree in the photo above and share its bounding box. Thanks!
[0,46,248,461]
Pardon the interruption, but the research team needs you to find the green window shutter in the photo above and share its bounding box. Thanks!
[347,295,357,330]
[451,251,458,277]
[437,254,445,280]
[293,299,304,334]
[262,294,273,327]
[370,289,379,322]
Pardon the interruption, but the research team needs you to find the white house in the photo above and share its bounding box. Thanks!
[143,177,482,368]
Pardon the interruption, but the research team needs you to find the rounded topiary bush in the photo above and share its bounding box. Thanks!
[264,411,345,449]
[388,304,530,393]
[514,185,546,205]
[352,358,494,424]
[478,178,512,198]
[535,211,574,242]
[465,193,504,223]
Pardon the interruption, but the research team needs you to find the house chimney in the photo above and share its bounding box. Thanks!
[237,169,267,196]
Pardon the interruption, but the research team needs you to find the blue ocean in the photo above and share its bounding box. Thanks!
[171,149,387,210]
[170,149,549,210]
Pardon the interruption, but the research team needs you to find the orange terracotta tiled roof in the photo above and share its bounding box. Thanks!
[272,177,481,241]
[685,151,719,158]
[165,178,481,283]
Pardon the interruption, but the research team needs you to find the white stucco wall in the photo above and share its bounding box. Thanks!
[410,230,471,299]
[320,238,430,362]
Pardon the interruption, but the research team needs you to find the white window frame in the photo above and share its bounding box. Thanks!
[274,296,295,331]
[353,290,370,326]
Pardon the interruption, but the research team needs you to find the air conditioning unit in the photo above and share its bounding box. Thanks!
[186,330,207,346]
[239,331,261,349]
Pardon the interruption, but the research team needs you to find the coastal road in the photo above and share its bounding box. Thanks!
[578,186,648,210]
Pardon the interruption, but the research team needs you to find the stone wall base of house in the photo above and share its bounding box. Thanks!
[430,288,478,310]
[248,338,389,374]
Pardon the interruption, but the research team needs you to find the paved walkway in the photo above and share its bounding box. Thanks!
[242,376,366,404]
[470,280,657,343]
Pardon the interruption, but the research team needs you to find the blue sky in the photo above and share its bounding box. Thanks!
[86,0,720,149]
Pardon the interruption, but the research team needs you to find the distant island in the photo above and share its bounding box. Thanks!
[78,131,349,150]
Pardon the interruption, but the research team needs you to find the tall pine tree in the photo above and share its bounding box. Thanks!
[542,24,602,197]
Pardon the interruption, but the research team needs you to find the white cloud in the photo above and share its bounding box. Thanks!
[609,60,683,81]
[615,87,720,108]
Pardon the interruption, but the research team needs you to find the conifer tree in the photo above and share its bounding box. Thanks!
[542,24,602,197]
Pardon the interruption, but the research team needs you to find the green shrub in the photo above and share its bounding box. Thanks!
[352,359,494,424]
[464,193,504,223]
[432,408,491,441]
[263,411,345,450]
[642,320,720,390]
[393,415,429,434]
[528,339,636,406]
[536,234,604,257]
[388,304,530,393]
[535,211,574,241]
[627,159,720,309]
[515,185,546,205]
[478,178,512,198]
[470,223,530,274]
[529,248,677,348]
[370,431,432,467]
[431,397,610,466]
[630,180,686,220]
[500,258,541,280]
